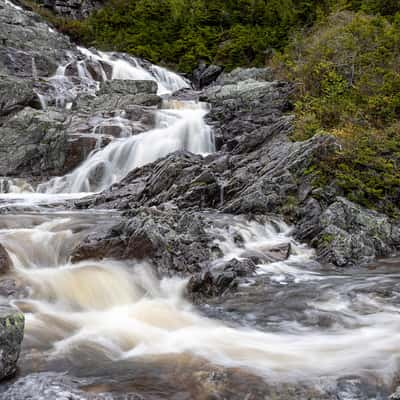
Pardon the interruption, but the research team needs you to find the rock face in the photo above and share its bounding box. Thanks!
[0,108,67,176]
[0,77,38,117]
[0,305,24,380]
[36,0,103,19]
[0,0,73,78]
[98,79,158,96]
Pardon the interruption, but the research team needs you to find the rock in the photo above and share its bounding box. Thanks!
[0,244,11,274]
[75,91,161,111]
[0,108,67,177]
[187,258,256,299]
[37,0,103,19]
[193,62,223,89]
[188,269,238,298]
[262,243,291,262]
[203,79,290,107]
[0,0,73,78]
[312,197,400,267]
[71,208,217,276]
[215,67,273,85]
[0,76,37,117]
[98,79,158,96]
[64,59,113,82]
[0,305,24,381]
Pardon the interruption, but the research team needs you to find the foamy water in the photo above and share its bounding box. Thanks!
[0,215,399,383]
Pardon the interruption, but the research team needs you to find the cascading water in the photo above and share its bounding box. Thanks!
[38,103,214,194]
[1,215,400,384]
[33,46,189,112]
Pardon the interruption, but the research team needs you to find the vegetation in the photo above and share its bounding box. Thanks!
[274,11,400,215]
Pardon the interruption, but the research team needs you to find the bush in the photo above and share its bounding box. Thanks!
[45,0,342,73]
[274,11,400,215]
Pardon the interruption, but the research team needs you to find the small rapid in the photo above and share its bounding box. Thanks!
[1,216,399,383]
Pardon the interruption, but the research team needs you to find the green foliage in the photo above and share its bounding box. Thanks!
[276,11,400,215]
[51,0,344,73]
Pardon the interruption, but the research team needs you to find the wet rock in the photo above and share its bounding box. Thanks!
[0,107,67,177]
[62,135,99,174]
[0,0,73,78]
[64,59,113,82]
[0,305,24,381]
[0,244,11,274]
[0,76,37,117]
[215,67,273,85]
[263,242,291,262]
[87,60,113,81]
[188,258,256,299]
[313,197,400,267]
[71,208,216,276]
[193,61,223,89]
[390,386,400,399]
[99,79,158,96]
[75,91,161,112]
[335,376,389,400]
[0,278,28,299]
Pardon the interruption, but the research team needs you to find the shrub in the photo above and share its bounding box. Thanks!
[274,11,400,215]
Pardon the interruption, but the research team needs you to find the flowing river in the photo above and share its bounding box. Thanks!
[0,46,399,399]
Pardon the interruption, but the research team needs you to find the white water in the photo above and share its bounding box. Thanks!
[38,105,214,194]
[1,217,399,383]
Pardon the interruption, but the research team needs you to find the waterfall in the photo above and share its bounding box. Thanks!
[38,104,214,194]
[35,47,190,111]
[76,47,190,96]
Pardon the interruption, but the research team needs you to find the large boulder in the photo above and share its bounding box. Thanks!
[71,207,216,277]
[0,305,24,381]
[312,197,400,267]
[193,62,223,89]
[74,79,162,110]
[0,108,67,176]
[0,76,37,117]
